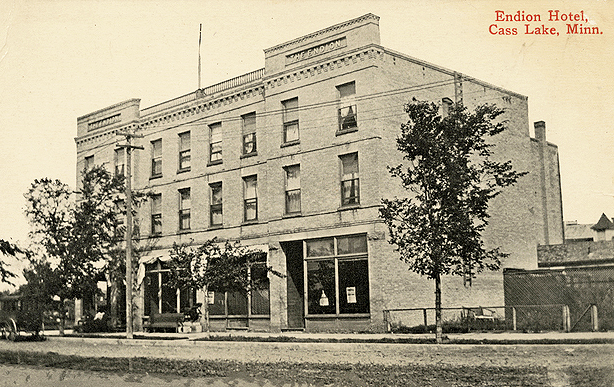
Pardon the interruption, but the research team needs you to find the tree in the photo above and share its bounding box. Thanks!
[379,100,526,343]
[0,239,21,285]
[23,166,126,332]
[166,238,282,331]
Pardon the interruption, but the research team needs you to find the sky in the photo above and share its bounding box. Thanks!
[0,0,612,256]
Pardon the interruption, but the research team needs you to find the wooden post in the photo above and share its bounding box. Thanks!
[563,305,571,332]
[423,308,428,328]
[512,307,517,331]
[591,304,599,332]
[383,310,391,332]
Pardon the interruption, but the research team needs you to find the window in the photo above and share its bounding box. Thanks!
[284,165,301,214]
[340,153,359,206]
[84,155,94,171]
[151,194,162,235]
[282,97,299,144]
[209,122,222,164]
[305,234,369,315]
[210,182,223,227]
[144,261,197,316]
[114,149,125,176]
[151,139,162,177]
[243,175,258,222]
[242,112,257,156]
[178,131,191,171]
[337,82,357,133]
[178,188,191,231]
[208,255,270,317]
[442,97,453,118]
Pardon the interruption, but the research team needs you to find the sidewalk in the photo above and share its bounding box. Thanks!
[42,328,614,344]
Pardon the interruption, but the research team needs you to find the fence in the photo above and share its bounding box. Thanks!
[383,304,600,333]
[504,266,614,331]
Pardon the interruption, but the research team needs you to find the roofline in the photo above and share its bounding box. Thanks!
[77,98,141,122]
[264,13,380,55]
[381,46,528,100]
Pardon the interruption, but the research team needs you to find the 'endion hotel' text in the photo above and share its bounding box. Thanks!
[489,10,602,36]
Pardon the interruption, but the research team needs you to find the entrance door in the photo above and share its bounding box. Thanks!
[282,241,304,329]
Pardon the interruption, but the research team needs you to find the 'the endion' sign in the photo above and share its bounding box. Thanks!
[286,37,347,65]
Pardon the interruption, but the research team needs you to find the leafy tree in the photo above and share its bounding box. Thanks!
[18,258,64,335]
[23,166,126,332]
[0,239,21,285]
[166,238,282,330]
[380,100,526,343]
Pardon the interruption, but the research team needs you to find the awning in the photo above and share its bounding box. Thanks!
[136,244,269,287]
[137,254,171,286]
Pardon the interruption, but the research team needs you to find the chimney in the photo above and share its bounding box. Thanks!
[534,121,546,142]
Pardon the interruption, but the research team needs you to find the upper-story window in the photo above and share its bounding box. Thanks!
[151,194,162,235]
[151,139,162,177]
[340,153,359,206]
[282,97,299,144]
[242,112,257,156]
[84,155,94,171]
[178,188,191,231]
[178,131,191,172]
[114,149,125,177]
[284,165,301,214]
[210,182,223,227]
[337,81,357,134]
[243,175,258,222]
[209,123,222,164]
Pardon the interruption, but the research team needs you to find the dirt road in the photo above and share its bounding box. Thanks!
[1,336,613,368]
[1,337,613,386]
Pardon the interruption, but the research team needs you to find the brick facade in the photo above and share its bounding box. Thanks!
[74,14,563,332]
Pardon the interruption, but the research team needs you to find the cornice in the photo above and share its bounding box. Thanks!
[264,13,379,55]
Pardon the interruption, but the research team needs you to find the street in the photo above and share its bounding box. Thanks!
[1,336,614,386]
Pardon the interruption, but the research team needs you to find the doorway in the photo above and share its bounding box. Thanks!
[282,241,304,329]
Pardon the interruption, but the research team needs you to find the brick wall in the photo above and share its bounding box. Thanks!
[538,240,614,264]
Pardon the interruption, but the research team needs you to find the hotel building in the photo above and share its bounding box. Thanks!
[75,14,563,332]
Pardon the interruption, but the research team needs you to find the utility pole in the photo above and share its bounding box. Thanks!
[117,130,144,339]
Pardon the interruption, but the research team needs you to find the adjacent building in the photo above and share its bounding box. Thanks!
[74,14,563,332]
[565,214,614,243]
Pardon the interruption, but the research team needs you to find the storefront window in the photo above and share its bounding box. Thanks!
[306,238,334,257]
[206,261,269,317]
[338,259,369,314]
[337,234,367,255]
[307,260,336,314]
[305,234,369,316]
[251,264,270,315]
[144,261,197,316]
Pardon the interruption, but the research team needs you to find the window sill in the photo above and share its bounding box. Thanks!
[208,225,223,230]
[336,127,358,136]
[280,140,300,148]
[178,229,191,234]
[207,159,223,167]
[150,174,163,180]
[208,314,271,319]
[283,212,302,219]
[177,168,191,174]
[242,220,260,226]
[305,313,370,319]
[338,204,361,211]
[240,152,258,159]
[149,233,162,238]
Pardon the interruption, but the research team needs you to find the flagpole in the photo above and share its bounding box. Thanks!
[198,23,202,90]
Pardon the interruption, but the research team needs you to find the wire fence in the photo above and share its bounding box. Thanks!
[382,303,601,334]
